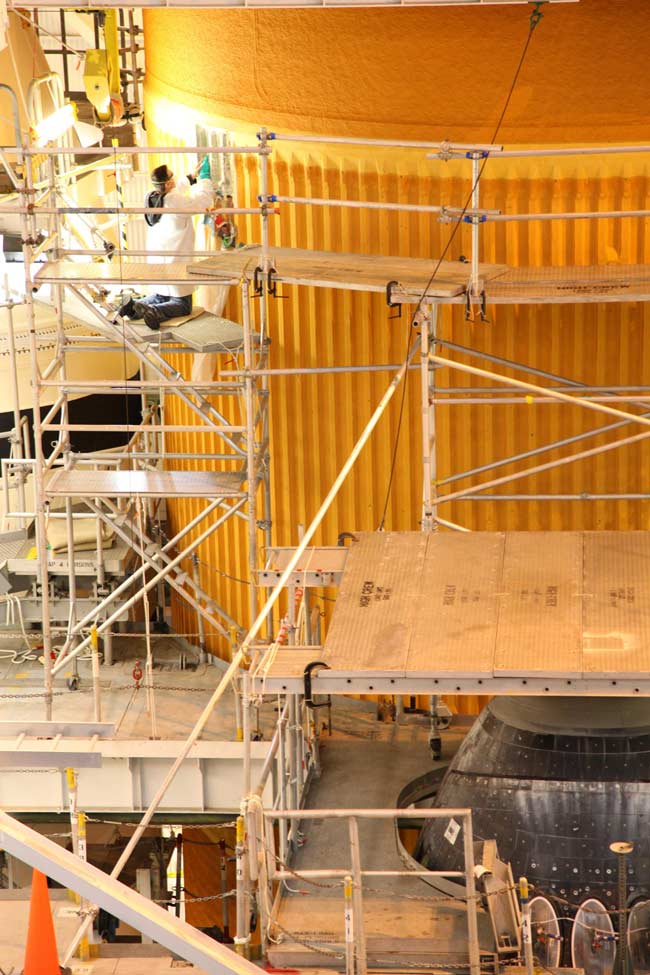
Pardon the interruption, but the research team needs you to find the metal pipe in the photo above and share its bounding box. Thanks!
[255,698,289,797]
[273,133,502,151]
[19,144,265,156]
[72,289,246,455]
[519,877,534,975]
[234,813,249,956]
[89,497,238,636]
[460,493,650,501]
[90,626,101,721]
[348,817,367,975]
[343,875,354,975]
[242,281,258,627]
[0,84,22,150]
[494,144,650,159]
[434,336,650,486]
[436,426,650,506]
[421,305,439,530]
[469,153,481,296]
[5,304,27,524]
[489,208,650,222]
[287,694,298,848]
[8,205,268,216]
[52,500,242,673]
[271,868,464,878]
[434,516,470,532]
[433,395,650,404]
[268,808,472,820]
[462,814,481,975]
[274,195,495,216]
[192,555,207,662]
[42,423,245,433]
[41,395,66,427]
[41,379,242,389]
[174,833,183,918]
[62,349,419,959]
[431,353,650,430]
[226,363,420,377]
[242,669,251,798]
[56,495,223,650]
[277,700,288,864]
[22,135,54,720]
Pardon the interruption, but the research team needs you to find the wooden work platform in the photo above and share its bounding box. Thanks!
[46,469,245,498]
[33,260,240,287]
[252,530,650,696]
[34,249,650,305]
[189,244,504,297]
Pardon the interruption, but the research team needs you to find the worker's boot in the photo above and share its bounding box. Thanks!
[116,297,136,318]
[142,306,161,331]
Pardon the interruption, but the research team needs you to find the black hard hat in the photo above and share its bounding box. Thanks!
[151,164,172,187]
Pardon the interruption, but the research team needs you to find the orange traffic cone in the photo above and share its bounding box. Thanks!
[23,868,61,975]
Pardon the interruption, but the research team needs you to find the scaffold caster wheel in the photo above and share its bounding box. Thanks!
[429,736,442,761]
[66,676,79,692]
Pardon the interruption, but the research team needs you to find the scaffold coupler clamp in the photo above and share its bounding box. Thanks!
[253,265,264,297]
[464,287,488,324]
[267,266,285,298]
[386,280,402,320]
[304,660,332,735]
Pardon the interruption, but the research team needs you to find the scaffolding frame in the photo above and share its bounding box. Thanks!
[3,117,650,966]
[1,133,277,719]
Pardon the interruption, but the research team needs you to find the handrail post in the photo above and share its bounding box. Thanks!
[344,874,355,975]
[462,811,481,975]
[235,810,251,958]
[348,817,367,975]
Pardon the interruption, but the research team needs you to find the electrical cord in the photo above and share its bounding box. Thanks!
[378,3,546,530]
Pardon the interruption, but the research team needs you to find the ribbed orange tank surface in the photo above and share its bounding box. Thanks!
[143,0,650,716]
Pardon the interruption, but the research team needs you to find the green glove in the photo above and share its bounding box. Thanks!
[198,155,211,180]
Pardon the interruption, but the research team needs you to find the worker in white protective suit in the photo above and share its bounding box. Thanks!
[117,157,213,330]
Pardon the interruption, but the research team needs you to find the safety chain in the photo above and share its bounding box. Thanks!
[270,920,344,960]
[0,683,221,699]
[530,882,622,916]
[256,834,344,890]
[85,816,238,831]
[369,957,495,972]
[270,921,496,973]
[153,889,236,905]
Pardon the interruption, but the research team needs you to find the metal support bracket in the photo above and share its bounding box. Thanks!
[386,280,402,320]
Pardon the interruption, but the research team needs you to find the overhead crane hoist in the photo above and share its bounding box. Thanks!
[83,11,124,125]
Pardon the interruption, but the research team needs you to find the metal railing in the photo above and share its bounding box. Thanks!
[245,804,482,975]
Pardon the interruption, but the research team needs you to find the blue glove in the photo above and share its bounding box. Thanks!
[198,155,211,180]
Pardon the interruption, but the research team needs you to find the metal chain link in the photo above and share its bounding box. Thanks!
[256,834,343,890]
[154,889,236,905]
[270,920,344,959]
[85,816,238,831]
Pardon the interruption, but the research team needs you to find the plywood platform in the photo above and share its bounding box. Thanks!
[33,260,241,287]
[46,469,245,498]
[188,245,504,297]
[252,531,650,696]
[34,249,650,306]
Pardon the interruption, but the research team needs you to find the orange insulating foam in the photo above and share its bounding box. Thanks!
[143,0,650,143]
[23,869,60,975]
